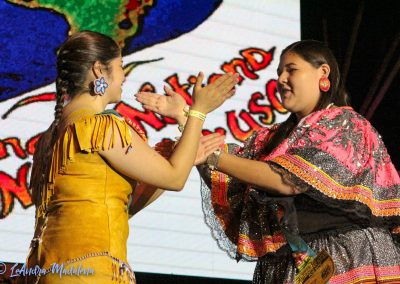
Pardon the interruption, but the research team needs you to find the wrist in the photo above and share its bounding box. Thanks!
[176,115,188,126]
[190,103,207,114]
[177,105,189,133]
[178,107,206,132]
[177,105,189,124]
[206,148,222,170]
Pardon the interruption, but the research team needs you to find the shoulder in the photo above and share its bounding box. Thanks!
[71,110,133,152]
[95,109,147,141]
[307,106,371,130]
[242,125,279,149]
[311,106,385,149]
[97,109,123,118]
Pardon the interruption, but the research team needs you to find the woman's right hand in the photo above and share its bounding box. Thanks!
[191,72,238,114]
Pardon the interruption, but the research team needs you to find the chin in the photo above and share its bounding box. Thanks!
[281,101,294,112]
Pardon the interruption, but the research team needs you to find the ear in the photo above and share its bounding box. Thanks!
[320,63,331,78]
[92,61,103,79]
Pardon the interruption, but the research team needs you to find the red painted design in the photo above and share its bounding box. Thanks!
[226,110,262,141]
[115,101,165,135]
[0,137,27,160]
[0,163,32,218]
[0,45,283,218]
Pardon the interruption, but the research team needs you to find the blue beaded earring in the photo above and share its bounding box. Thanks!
[94,77,108,95]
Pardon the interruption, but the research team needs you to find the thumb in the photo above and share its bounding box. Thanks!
[194,72,204,93]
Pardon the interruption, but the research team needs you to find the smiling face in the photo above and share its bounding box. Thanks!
[277,51,330,119]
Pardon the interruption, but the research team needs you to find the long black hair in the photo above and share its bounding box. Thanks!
[262,40,350,156]
[31,31,120,207]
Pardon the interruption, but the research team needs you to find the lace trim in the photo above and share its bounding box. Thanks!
[268,162,311,194]
[201,178,243,260]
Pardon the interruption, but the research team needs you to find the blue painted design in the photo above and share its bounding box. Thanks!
[0,0,222,102]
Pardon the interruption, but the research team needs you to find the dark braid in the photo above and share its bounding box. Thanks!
[30,31,120,207]
[262,40,350,156]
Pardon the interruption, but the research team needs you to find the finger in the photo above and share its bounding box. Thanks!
[211,72,236,88]
[135,92,161,100]
[202,137,225,152]
[204,143,222,157]
[194,72,204,93]
[201,133,225,146]
[222,75,238,91]
[135,92,161,105]
[142,104,160,112]
[204,137,225,152]
[217,75,238,93]
[212,88,235,109]
[218,89,236,104]
[200,133,221,143]
[164,86,178,97]
[223,89,236,99]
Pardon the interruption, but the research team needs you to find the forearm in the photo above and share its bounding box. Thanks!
[216,152,295,195]
[168,113,204,187]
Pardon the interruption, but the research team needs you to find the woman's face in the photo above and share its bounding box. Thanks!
[105,55,125,102]
[277,51,329,119]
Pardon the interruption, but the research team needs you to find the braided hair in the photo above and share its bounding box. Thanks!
[262,40,351,156]
[31,31,120,207]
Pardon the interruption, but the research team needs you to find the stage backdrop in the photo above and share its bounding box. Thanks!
[0,0,299,280]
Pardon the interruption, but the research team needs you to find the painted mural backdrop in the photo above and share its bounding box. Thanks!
[0,0,300,279]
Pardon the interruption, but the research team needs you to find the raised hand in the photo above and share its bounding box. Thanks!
[154,134,225,166]
[191,72,238,114]
[194,133,225,165]
[135,86,186,121]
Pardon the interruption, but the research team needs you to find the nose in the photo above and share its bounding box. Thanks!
[278,71,288,86]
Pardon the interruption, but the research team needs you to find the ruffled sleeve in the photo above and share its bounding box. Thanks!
[198,127,287,261]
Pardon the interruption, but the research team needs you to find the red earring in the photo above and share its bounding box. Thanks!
[319,77,330,92]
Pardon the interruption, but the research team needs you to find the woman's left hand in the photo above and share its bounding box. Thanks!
[194,133,225,166]
[135,86,187,122]
[154,134,225,166]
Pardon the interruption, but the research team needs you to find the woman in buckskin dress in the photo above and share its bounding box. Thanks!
[137,40,400,283]
[24,30,237,283]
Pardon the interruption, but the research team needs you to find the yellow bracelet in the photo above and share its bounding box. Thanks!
[188,109,206,121]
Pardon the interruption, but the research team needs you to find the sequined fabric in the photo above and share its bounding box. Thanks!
[198,107,400,283]
[253,227,400,284]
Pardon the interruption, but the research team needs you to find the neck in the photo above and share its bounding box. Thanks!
[68,92,108,113]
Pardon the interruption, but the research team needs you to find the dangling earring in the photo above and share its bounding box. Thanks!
[94,77,108,95]
[319,77,330,92]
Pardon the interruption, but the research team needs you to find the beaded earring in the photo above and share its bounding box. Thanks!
[319,77,330,92]
[94,77,108,95]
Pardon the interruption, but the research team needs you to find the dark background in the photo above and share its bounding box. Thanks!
[301,0,400,172]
